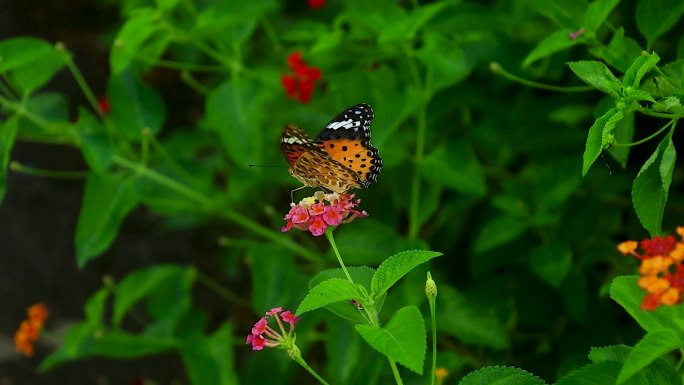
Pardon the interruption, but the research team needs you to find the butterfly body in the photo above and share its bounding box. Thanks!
[281,103,382,193]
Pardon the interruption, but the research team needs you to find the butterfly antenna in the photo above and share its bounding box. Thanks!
[290,185,306,203]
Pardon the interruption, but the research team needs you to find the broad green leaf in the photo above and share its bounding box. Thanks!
[108,68,166,140]
[39,322,99,370]
[632,131,675,236]
[248,244,296,313]
[156,0,180,10]
[420,140,486,196]
[204,80,264,167]
[193,0,276,44]
[523,29,582,68]
[297,278,362,315]
[636,0,684,49]
[144,266,198,336]
[582,107,619,175]
[583,0,620,33]
[415,32,470,92]
[589,345,632,363]
[437,286,509,349]
[473,215,528,254]
[74,108,112,174]
[84,287,111,323]
[528,240,572,288]
[180,324,238,385]
[617,330,683,384]
[624,52,660,88]
[355,306,426,374]
[555,361,621,385]
[459,366,546,385]
[371,250,442,295]
[0,116,18,204]
[589,28,643,73]
[87,331,176,358]
[113,265,195,326]
[110,8,161,74]
[310,267,381,323]
[75,173,140,267]
[568,61,622,97]
[609,276,684,331]
[0,37,65,94]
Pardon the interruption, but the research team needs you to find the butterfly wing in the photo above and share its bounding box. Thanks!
[315,103,382,188]
[281,124,362,193]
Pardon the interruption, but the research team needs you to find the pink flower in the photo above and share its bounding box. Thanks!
[247,307,300,352]
[281,191,369,237]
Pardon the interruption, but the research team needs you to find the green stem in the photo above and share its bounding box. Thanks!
[135,54,226,73]
[260,18,283,53]
[0,95,50,127]
[180,71,212,94]
[637,105,684,119]
[325,227,353,283]
[294,356,332,385]
[57,43,107,120]
[490,62,594,92]
[10,161,88,179]
[613,119,674,147]
[112,154,322,262]
[676,349,684,371]
[388,359,405,385]
[428,287,437,385]
[196,272,250,307]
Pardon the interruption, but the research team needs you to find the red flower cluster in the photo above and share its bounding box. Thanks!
[98,96,110,115]
[281,52,322,103]
[281,191,368,236]
[618,227,684,311]
[14,303,48,357]
[308,0,325,8]
[246,307,300,351]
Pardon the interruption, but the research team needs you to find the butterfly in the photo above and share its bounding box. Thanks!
[281,103,382,194]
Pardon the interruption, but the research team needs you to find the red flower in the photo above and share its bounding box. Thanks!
[308,0,325,9]
[281,52,322,103]
[618,227,684,311]
[246,307,300,352]
[98,96,110,115]
[14,303,48,357]
[282,191,368,237]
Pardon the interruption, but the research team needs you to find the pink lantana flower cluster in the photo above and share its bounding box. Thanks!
[246,307,300,351]
[281,191,368,236]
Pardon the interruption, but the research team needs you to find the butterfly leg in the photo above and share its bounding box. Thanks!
[290,185,307,203]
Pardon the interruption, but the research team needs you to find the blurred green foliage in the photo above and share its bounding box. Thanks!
[2,0,684,384]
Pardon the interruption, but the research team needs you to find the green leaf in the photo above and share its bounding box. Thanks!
[636,0,684,49]
[0,116,18,204]
[459,366,546,385]
[355,306,426,374]
[608,111,634,168]
[473,215,528,254]
[420,140,486,196]
[624,52,660,88]
[204,80,264,167]
[87,331,176,358]
[528,240,572,288]
[371,250,442,295]
[179,324,238,385]
[84,287,111,323]
[248,244,296,313]
[75,173,139,267]
[113,265,195,326]
[39,322,99,371]
[632,131,675,236]
[583,0,620,33]
[568,61,622,97]
[415,32,470,92]
[110,8,162,74]
[582,107,620,176]
[555,361,621,385]
[523,29,582,68]
[589,344,632,363]
[193,0,276,44]
[310,267,381,323]
[523,0,586,28]
[73,108,112,174]
[108,68,166,140]
[437,285,509,349]
[297,278,363,315]
[617,330,683,384]
[326,318,361,383]
[0,37,66,94]
[588,28,644,73]
[609,276,684,332]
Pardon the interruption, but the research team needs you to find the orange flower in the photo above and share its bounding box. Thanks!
[435,367,449,385]
[619,229,684,310]
[14,302,48,357]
